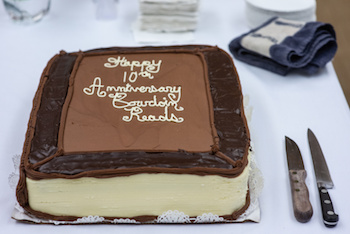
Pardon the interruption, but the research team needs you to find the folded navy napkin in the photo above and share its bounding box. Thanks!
[229,17,337,75]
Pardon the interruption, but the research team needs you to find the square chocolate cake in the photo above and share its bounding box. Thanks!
[16,45,251,224]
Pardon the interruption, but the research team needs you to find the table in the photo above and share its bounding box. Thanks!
[1,0,349,233]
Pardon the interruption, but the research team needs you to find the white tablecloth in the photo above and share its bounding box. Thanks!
[1,0,349,233]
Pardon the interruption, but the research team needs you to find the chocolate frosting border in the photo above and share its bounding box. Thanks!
[16,45,251,222]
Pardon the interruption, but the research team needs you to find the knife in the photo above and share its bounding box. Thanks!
[285,136,313,223]
[308,129,339,227]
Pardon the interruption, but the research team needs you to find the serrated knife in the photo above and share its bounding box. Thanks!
[308,129,339,227]
[285,136,313,223]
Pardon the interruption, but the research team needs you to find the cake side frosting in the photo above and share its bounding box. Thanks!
[26,165,250,219]
[16,45,251,223]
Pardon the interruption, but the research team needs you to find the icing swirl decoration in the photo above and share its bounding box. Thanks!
[104,56,162,81]
[83,57,184,123]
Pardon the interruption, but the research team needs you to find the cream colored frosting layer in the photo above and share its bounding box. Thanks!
[26,165,250,218]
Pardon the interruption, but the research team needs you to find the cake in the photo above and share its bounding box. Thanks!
[15,45,252,224]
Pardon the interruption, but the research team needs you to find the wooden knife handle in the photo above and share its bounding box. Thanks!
[289,170,313,223]
[318,186,339,227]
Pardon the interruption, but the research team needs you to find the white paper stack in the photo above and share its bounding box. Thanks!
[137,0,200,32]
[245,0,316,28]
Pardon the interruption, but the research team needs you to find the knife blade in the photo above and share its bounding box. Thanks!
[308,129,339,227]
[285,136,313,223]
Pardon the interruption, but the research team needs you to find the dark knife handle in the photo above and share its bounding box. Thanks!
[289,170,313,223]
[318,186,339,227]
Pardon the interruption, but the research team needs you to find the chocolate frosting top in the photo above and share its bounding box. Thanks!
[63,52,216,153]
[19,45,250,180]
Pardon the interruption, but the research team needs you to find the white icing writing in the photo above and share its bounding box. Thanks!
[83,77,184,123]
[82,57,184,123]
[104,56,162,81]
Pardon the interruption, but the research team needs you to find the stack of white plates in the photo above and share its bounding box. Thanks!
[137,0,200,32]
[245,0,316,28]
